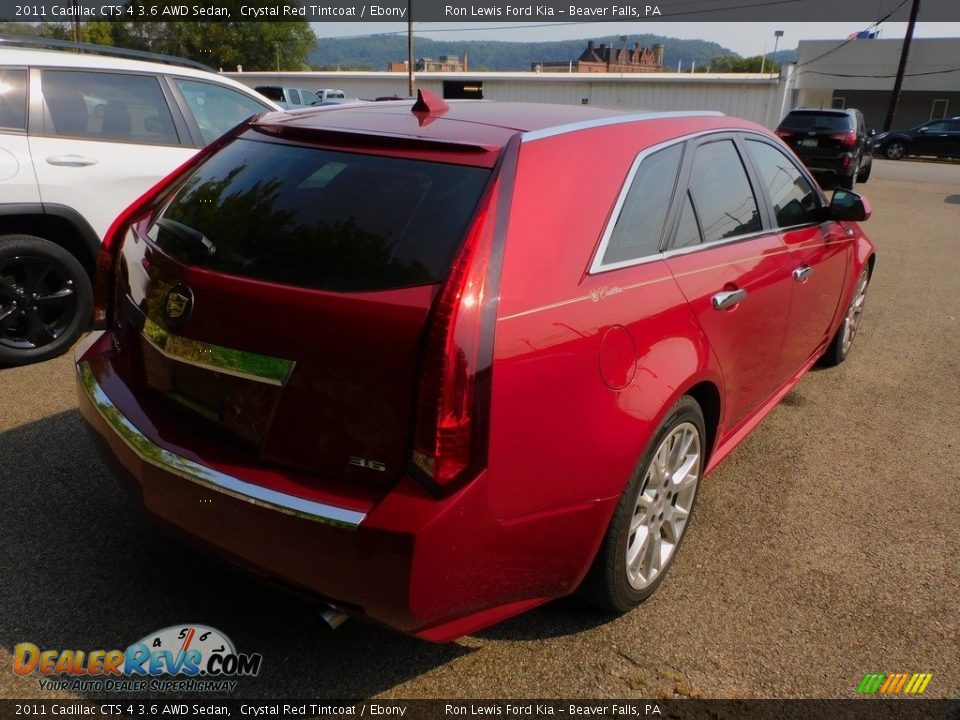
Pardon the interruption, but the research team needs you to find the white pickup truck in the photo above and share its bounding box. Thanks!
[315,88,347,102]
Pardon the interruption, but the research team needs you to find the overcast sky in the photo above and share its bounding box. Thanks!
[311,21,960,56]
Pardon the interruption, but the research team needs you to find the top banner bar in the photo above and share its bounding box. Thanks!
[1,0,960,22]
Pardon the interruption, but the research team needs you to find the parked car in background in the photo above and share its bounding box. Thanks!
[253,85,320,110]
[875,117,960,160]
[0,40,278,366]
[776,108,874,190]
[77,93,874,641]
[315,88,346,103]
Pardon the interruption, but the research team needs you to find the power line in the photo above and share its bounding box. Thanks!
[799,66,960,79]
[794,0,911,69]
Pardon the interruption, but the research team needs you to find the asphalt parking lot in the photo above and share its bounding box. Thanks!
[1,159,958,700]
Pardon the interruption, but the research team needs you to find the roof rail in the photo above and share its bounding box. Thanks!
[0,34,213,72]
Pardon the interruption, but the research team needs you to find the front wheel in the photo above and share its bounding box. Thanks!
[821,265,870,367]
[580,396,705,613]
[0,235,92,367]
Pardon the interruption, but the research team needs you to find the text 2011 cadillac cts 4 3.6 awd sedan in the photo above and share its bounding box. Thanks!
[75,92,875,641]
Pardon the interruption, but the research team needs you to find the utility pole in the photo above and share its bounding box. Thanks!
[883,0,921,131]
[407,0,414,96]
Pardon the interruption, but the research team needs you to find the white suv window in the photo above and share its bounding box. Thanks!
[0,68,28,130]
[40,69,178,145]
[174,79,270,145]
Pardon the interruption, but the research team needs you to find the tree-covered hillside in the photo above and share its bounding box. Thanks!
[310,34,751,72]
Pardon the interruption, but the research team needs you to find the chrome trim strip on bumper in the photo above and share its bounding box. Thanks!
[77,361,366,530]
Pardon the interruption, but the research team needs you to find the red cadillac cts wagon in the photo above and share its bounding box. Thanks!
[76,92,875,641]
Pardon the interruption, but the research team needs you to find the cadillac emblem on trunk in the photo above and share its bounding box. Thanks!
[163,284,194,325]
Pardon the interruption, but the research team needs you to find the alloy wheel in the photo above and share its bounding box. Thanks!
[625,422,702,591]
[0,255,78,351]
[841,270,869,355]
[885,142,905,160]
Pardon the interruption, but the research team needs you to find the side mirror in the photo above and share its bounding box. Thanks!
[829,189,871,222]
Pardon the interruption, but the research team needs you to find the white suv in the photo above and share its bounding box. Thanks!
[0,44,279,366]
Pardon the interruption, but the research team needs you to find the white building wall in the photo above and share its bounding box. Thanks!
[223,71,792,128]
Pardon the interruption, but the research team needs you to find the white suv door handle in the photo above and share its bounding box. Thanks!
[46,155,98,167]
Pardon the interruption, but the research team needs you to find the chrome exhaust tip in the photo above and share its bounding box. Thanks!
[319,604,349,630]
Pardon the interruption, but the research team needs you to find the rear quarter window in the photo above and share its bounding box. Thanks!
[0,68,27,130]
[599,143,684,267]
[150,138,491,292]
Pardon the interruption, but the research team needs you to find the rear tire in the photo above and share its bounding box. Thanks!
[838,165,857,190]
[883,140,907,160]
[856,161,872,184]
[580,396,705,613]
[821,265,870,367]
[0,235,92,367]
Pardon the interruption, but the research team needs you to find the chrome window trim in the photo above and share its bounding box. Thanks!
[741,135,828,230]
[77,361,365,529]
[589,129,829,276]
[521,111,724,144]
[590,129,733,274]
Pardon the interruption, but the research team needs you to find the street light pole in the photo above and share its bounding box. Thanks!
[772,30,784,76]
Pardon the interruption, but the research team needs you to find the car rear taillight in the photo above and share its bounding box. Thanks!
[411,142,516,493]
[775,129,794,139]
[91,124,254,327]
[832,131,858,148]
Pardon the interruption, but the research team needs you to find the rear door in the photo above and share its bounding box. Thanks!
[27,67,195,239]
[663,134,793,429]
[742,136,850,376]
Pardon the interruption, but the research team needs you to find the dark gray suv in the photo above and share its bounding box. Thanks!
[776,108,874,190]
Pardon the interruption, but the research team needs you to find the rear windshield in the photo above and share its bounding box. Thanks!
[254,86,284,102]
[149,138,491,292]
[780,112,854,132]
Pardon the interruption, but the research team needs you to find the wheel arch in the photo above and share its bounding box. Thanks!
[683,380,722,467]
[0,204,101,280]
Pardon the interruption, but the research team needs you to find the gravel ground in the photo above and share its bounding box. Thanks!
[0,159,957,701]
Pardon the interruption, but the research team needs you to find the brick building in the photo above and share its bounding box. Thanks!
[535,40,665,74]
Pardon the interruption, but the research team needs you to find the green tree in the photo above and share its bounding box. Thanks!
[698,54,779,73]
[39,22,71,40]
[83,21,114,46]
[82,14,315,70]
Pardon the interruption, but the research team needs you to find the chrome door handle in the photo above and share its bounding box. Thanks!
[793,266,815,282]
[46,155,98,167]
[711,288,747,310]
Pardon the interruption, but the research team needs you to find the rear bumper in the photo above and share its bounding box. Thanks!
[76,331,610,640]
[798,153,863,179]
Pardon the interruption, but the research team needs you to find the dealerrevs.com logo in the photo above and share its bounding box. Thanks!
[13,624,262,693]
